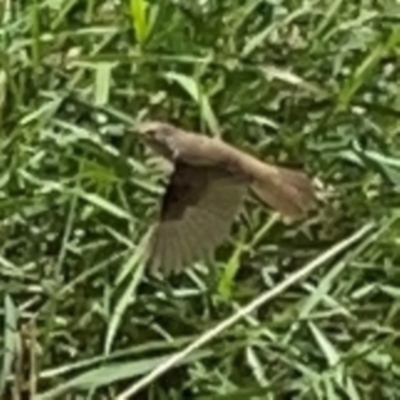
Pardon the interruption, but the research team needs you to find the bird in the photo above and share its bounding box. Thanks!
[138,121,316,275]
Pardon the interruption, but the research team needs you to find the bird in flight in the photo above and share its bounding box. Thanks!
[138,121,316,275]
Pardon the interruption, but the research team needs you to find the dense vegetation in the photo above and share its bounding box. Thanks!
[2,0,400,398]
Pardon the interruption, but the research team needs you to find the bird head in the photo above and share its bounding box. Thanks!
[138,121,177,159]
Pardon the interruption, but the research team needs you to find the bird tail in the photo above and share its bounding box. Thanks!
[249,162,316,219]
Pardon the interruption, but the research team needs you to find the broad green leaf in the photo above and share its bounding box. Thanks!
[94,62,114,106]
[129,0,149,44]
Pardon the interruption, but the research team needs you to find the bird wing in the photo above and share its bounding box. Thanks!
[146,162,247,275]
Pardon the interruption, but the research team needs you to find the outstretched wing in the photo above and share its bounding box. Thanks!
[146,162,247,275]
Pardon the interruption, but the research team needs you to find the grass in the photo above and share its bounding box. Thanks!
[1,0,400,399]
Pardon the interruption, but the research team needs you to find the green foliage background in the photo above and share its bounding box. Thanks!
[2,0,400,398]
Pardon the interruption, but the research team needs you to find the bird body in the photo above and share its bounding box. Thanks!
[138,121,315,274]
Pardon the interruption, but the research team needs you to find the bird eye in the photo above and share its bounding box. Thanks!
[147,129,157,136]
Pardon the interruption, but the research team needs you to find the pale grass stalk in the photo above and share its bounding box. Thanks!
[116,222,375,399]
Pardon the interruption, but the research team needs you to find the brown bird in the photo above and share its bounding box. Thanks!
[138,121,315,275]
